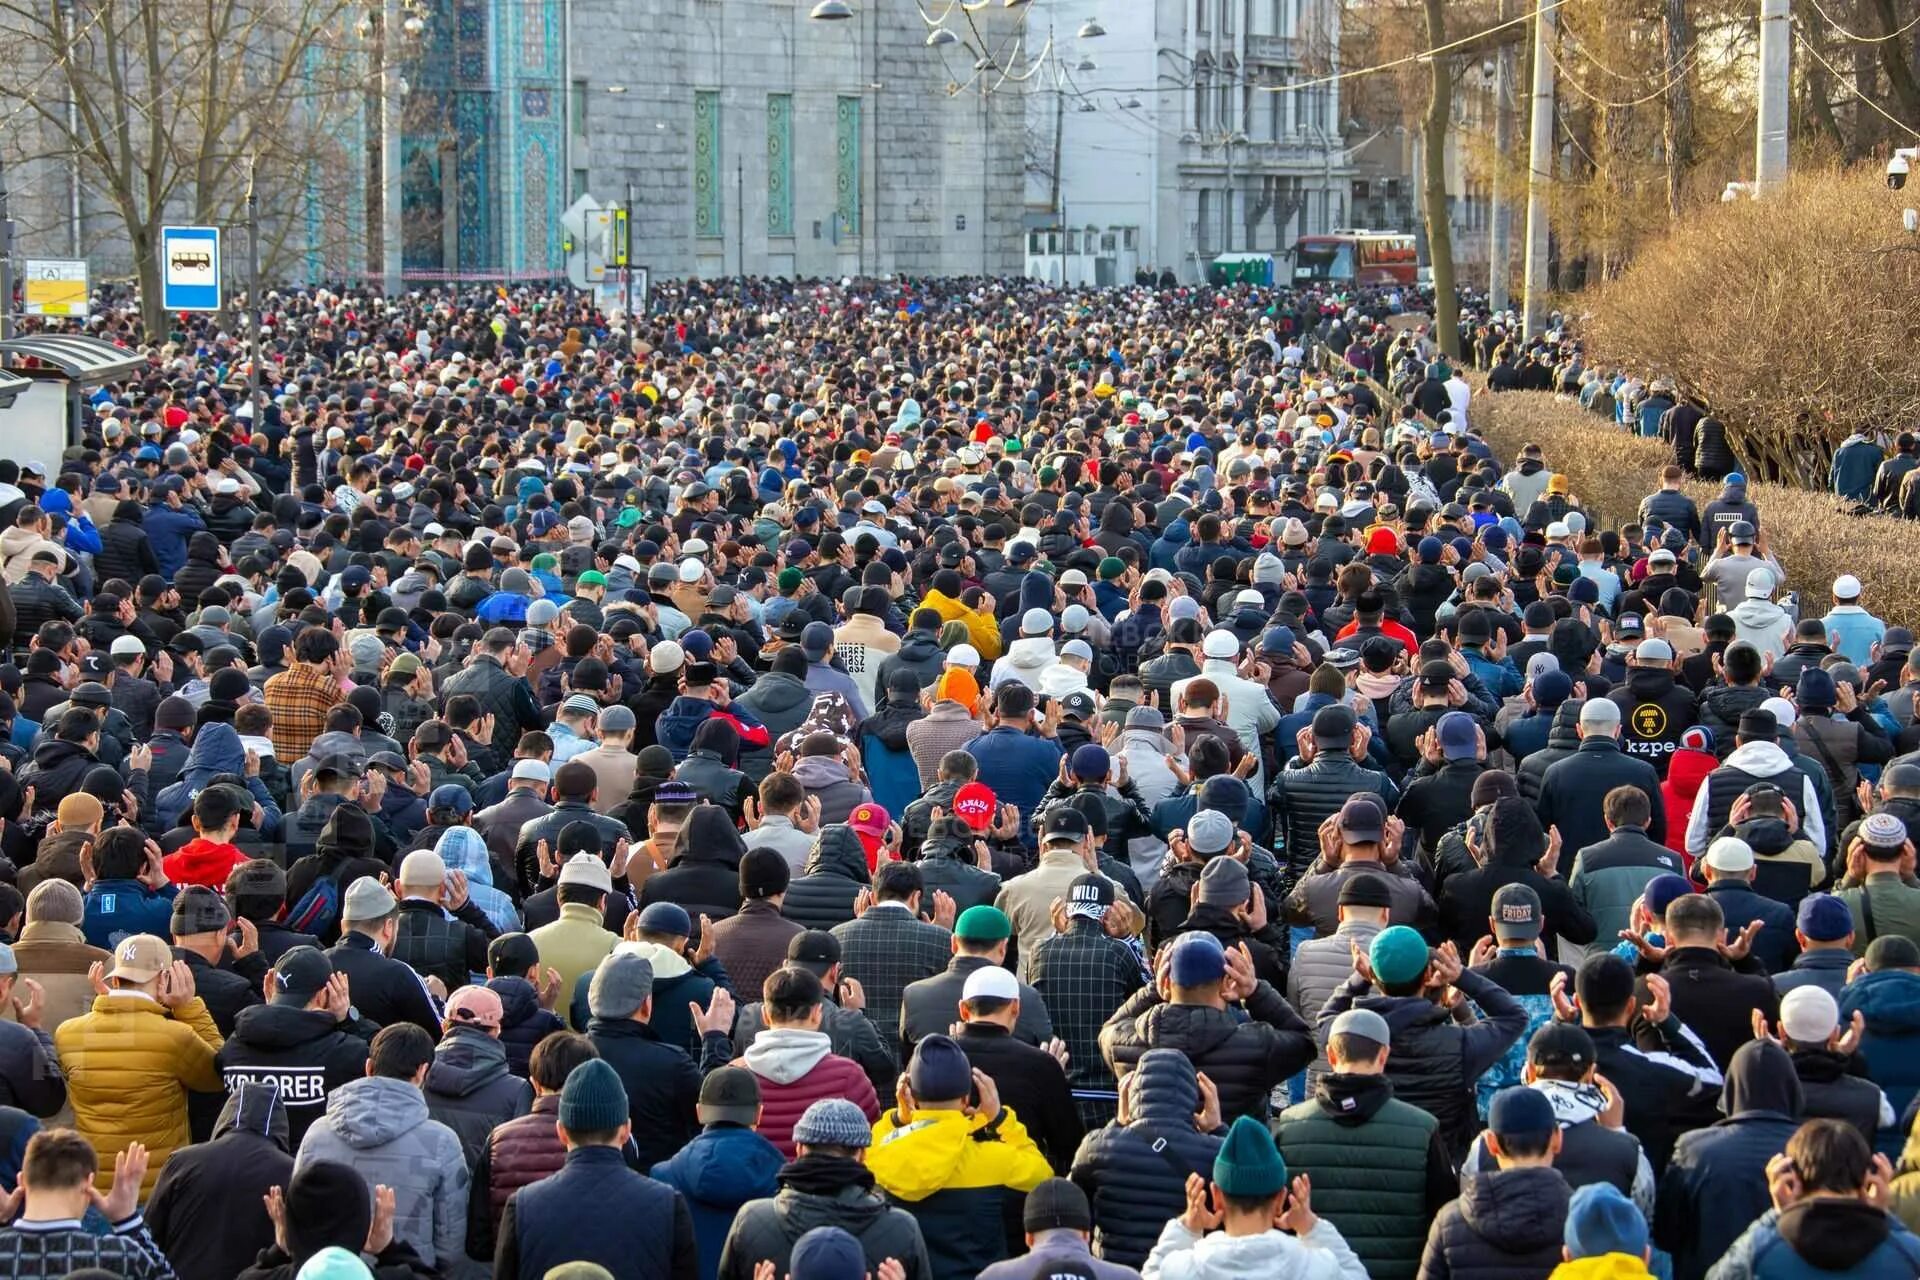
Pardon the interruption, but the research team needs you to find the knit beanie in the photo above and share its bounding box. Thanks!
[907,1033,973,1103]
[295,1247,375,1280]
[284,1160,373,1263]
[1212,1115,1288,1198]
[559,1057,630,1134]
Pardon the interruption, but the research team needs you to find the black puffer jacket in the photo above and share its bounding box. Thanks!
[95,500,159,584]
[641,806,747,923]
[875,632,946,693]
[488,974,566,1077]
[1697,683,1769,753]
[1068,1049,1224,1269]
[173,531,227,605]
[1417,1165,1571,1280]
[1099,980,1315,1123]
[422,1024,534,1168]
[782,826,870,931]
[18,737,98,800]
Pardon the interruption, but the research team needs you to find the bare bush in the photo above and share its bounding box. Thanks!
[1476,390,1920,626]
[1577,167,1920,488]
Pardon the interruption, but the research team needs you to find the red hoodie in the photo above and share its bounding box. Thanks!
[163,838,249,890]
[1661,747,1718,873]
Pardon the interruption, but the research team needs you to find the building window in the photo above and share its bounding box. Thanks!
[694,90,722,238]
[836,96,862,236]
[1123,227,1137,250]
[766,94,793,237]
[571,168,589,202]
[1196,0,1208,32]
[571,80,587,137]
[1193,82,1207,130]
[1221,0,1232,35]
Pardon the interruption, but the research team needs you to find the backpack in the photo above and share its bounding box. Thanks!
[282,864,345,937]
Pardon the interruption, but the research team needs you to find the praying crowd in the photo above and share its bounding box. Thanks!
[0,278,1908,1280]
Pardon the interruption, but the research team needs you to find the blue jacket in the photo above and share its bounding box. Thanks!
[1148,518,1189,572]
[862,732,922,818]
[1461,646,1522,700]
[1838,970,1920,1155]
[650,1124,785,1280]
[1830,436,1886,503]
[83,878,180,950]
[501,1144,697,1280]
[1707,1203,1920,1280]
[144,501,207,580]
[1702,881,1798,974]
[966,726,1064,847]
[152,722,282,837]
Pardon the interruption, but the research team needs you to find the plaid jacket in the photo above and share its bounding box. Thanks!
[263,661,344,760]
[1029,917,1146,1097]
[0,1217,175,1280]
[830,903,951,1039]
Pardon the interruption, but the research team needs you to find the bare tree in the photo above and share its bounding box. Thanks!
[1421,0,1460,358]
[0,0,374,338]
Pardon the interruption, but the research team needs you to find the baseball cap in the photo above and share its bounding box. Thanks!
[271,946,334,1007]
[1065,873,1115,920]
[1337,794,1386,842]
[445,985,504,1031]
[108,934,172,984]
[697,1066,763,1126]
[1488,1085,1558,1140]
[1490,882,1543,941]
[951,781,996,831]
[786,929,842,976]
[1040,807,1090,846]
[1528,1021,1596,1070]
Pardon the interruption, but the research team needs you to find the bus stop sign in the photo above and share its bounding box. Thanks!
[159,226,222,312]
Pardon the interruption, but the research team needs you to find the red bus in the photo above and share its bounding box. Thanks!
[1289,231,1420,286]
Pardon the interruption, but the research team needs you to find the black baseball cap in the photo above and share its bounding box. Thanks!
[1528,1021,1596,1071]
[787,929,842,975]
[271,946,334,1007]
[1040,807,1092,844]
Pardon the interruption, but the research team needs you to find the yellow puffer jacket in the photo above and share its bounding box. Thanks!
[1894,1119,1920,1234]
[919,590,1003,662]
[53,993,224,1193]
[1550,1255,1657,1280]
[869,1106,1052,1280]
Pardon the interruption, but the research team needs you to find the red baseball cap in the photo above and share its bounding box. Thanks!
[952,782,996,832]
[847,802,891,839]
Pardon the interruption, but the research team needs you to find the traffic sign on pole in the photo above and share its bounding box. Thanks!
[159,226,222,312]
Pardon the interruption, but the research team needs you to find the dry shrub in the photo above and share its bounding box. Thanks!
[1577,166,1920,489]
[1475,390,1920,625]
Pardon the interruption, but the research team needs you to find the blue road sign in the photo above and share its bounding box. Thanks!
[159,226,222,312]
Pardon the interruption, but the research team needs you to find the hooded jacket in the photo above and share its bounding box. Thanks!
[1273,1070,1451,1280]
[216,1002,372,1151]
[423,1023,533,1168]
[294,1074,470,1269]
[868,1105,1054,1280]
[1463,1076,1655,1218]
[95,500,158,583]
[1838,969,1920,1148]
[1068,1050,1223,1267]
[1100,980,1316,1124]
[790,754,873,826]
[643,806,749,924]
[736,672,818,779]
[487,974,565,1076]
[1731,597,1793,665]
[717,1152,933,1280]
[1655,1041,1804,1280]
[154,721,281,838]
[146,1082,295,1280]
[876,631,948,695]
[782,826,871,931]
[653,1123,787,1280]
[1142,1213,1371,1280]
[741,1026,881,1157]
[436,825,519,935]
[1687,742,1827,859]
[1417,1164,1572,1280]
[1709,1201,1920,1280]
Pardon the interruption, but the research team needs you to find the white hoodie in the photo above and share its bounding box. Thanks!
[1143,1217,1369,1280]
[991,635,1056,691]
[1684,739,1826,855]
